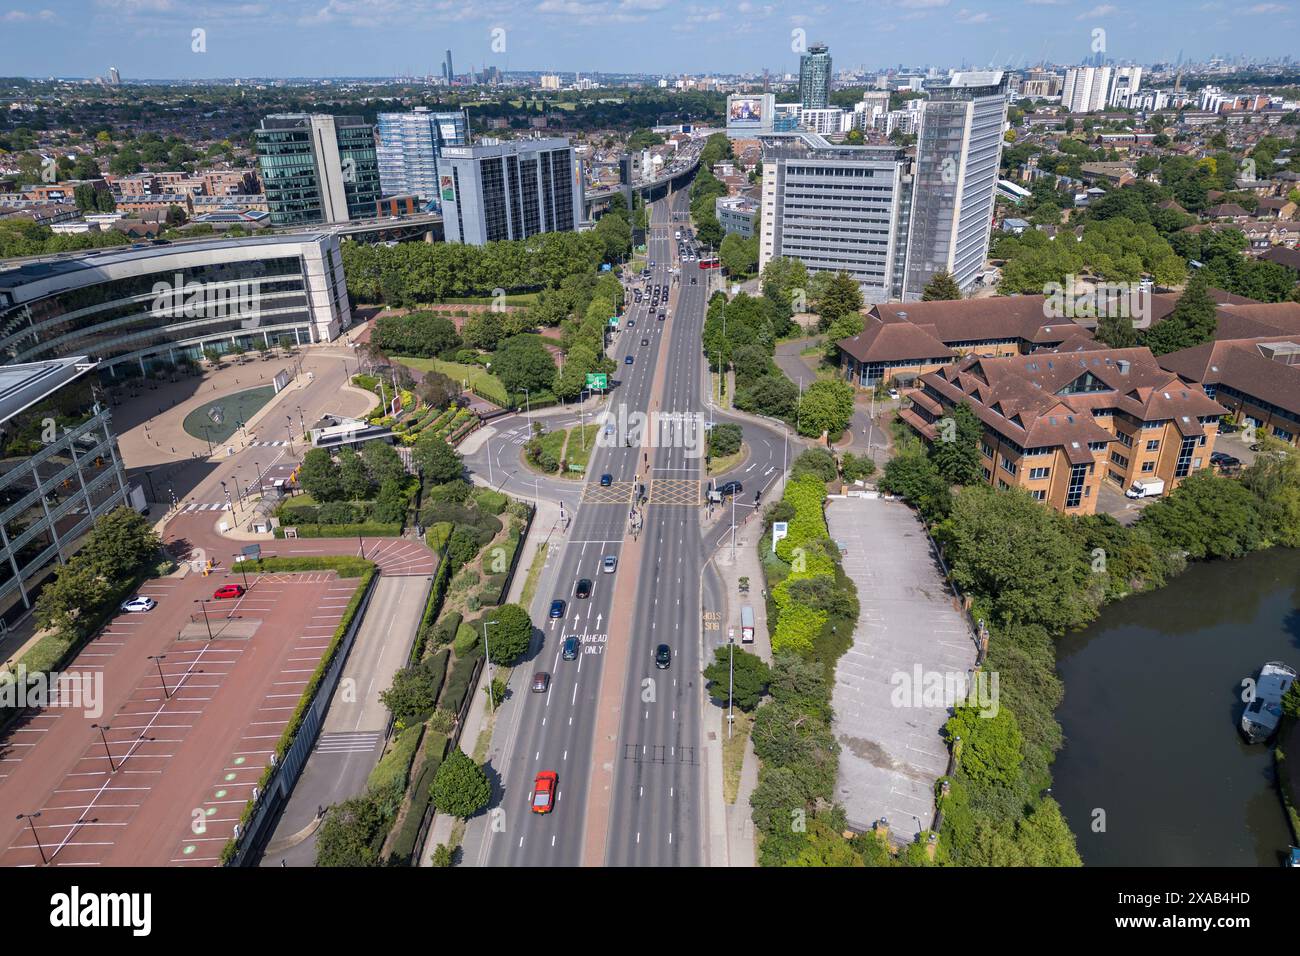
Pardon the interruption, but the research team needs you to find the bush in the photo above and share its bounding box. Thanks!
[453,622,479,656]
[426,521,454,553]
[709,423,743,458]
[388,733,448,863]
[471,487,509,515]
[791,448,838,484]
[440,641,483,715]
[317,501,359,525]
[841,452,876,483]
[427,480,472,504]
[431,612,462,646]
[430,748,491,819]
[366,724,423,793]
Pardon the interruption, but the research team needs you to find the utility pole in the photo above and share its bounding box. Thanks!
[727,635,735,740]
[483,620,498,710]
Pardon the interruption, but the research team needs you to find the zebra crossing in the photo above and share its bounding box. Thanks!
[247,439,291,447]
[315,731,384,755]
[179,501,233,513]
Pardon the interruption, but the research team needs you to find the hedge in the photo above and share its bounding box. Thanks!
[431,611,462,646]
[439,642,484,716]
[426,521,454,552]
[388,732,449,863]
[367,724,424,794]
[453,622,479,656]
[471,488,509,515]
[274,522,402,539]
[220,557,377,864]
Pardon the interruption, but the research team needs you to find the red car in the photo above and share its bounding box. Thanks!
[213,584,245,600]
[531,771,558,814]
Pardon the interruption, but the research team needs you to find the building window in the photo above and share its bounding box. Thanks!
[981,466,991,481]
[1174,435,1196,478]
[1109,451,1129,468]
[1116,431,1134,448]
[1141,461,1155,473]
[1065,463,1088,508]
[1029,467,1050,480]
[1031,490,1046,501]
[1000,457,1017,475]
[980,441,993,458]
[1145,439,1160,451]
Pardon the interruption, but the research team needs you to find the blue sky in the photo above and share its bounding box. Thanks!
[2,0,1297,79]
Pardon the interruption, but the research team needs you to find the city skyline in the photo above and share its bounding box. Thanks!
[1,0,1298,80]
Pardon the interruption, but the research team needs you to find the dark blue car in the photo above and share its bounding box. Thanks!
[549,599,566,619]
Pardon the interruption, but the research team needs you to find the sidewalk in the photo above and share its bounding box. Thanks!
[418,495,565,866]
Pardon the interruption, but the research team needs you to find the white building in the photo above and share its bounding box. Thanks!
[1062,66,1112,113]
[1107,66,1143,107]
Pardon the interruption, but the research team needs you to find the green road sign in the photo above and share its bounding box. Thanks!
[608,316,619,327]
[585,373,608,390]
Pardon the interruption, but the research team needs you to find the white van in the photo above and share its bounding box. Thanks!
[1125,478,1165,499]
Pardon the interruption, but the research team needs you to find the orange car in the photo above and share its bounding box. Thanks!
[531,771,558,814]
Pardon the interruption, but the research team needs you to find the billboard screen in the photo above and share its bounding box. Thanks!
[728,96,765,125]
[439,174,455,203]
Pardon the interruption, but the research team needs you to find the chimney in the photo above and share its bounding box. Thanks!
[1117,359,1130,375]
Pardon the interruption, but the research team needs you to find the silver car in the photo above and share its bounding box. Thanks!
[602,555,617,574]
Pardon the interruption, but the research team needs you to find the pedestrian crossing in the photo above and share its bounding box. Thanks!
[315,731,384,755]
[179,501,233,513]
[248,440,291,447]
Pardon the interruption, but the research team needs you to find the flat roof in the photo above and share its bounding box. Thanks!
[0,355,96,425]
[0,232,331,290]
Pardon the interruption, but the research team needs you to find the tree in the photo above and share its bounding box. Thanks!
[372,478,410,524]
[81,506,161,582]
[921,271,963,301]
[928,401,983,486]
[337,447,375,500]
[34,560,111,637]
[492,335,557,396]
[708,423,742,458]
[415,370,458,410]
[1143,272,1218,356]
[945,704,1024,788]
[796,379,855,440]
[380,660,442,725]
[361,440,407,487]
[482,602,533,664]
[790,448,839,484]
[1240,442,1300,549]
[824,311,865,363]
[429,748,491,819]
[840,452,876,482]
[814,272,863,326]
[703,646,771,710]
[296,448,345,502]
[1135,471,1265,559]
[314,795,387,867]
[413,433,463,484]
[935,485,1095,631]
[719,233,758,278]
[1094,311,1139,348]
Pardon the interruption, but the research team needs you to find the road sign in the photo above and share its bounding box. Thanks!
[586,373,608,390]
[608,316,619,327]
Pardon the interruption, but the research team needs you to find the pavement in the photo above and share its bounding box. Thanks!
[262,573,432,867]
[824,494,979,843]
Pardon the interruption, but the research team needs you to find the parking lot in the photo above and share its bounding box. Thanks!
[825,495,979,842]
[0,569,353,866]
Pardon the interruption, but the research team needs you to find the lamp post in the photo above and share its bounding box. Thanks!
[521,387,530,422]
[16,812,46,864]
[285,417,294,449]
[727,634,735,740]
[232,555,250,591]
[297,405,306,438]
[91,723,117,772]
[253,461,262,495]
[482,620,499,711]
[148,654,170,699]
[193,599,214,641]
[232,474,244,503]
[220,480,234,517]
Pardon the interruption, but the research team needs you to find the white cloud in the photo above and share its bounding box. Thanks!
[898,0,949,7]
[1247,2,1286,11]
[1076,4,1117,18]
[4,8,57,20]
[956,7,991,22]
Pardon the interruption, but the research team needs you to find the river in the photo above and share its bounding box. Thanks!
[1054,548,1300,867]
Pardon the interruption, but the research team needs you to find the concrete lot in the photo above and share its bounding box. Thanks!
[825,495,978,843]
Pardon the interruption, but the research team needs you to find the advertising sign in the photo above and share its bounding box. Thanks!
[439,174,455,203]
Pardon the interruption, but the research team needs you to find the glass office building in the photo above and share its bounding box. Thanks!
[256,114,381,226]
[376,108,469,208]
[902,72,1009,300]
[439,138,579,245]
[0,233,351,378]
[0,357,130,628]
[799,43,832,110]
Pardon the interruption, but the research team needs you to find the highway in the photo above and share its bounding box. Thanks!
[466,194,686,867]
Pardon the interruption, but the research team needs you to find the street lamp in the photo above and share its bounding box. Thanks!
[285,416,294,449]
[232,555,250,591]
[296,405,306,438]
[253,461,262,495]
[521,387,530,421]
[727,633,735,740]
[91,723,117,772]
[16,812,46,864]
[148,654,170,699]
[483,619,499,711]
[220,480,234,516]
[193,599,214,642]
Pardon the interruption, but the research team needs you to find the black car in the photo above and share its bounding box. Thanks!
[716,480,743,498]
[625,355,634,365]
[562,637,580,661]
[655,644,671,669]
[658,312,666,321]
[691,277,697,284]
[575,578,593,599]
[549,598,567,619]
[600,473,613,487]
[641,337,650,346]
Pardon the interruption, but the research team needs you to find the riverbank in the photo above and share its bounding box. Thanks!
[1053,547,1300,866]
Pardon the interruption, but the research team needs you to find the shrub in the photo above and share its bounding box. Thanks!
[791,448,838,484]
[709,423,743,458]
[471,487,509,515]
[431,612,462,646]
[453,622,479,656]
[317,501,359,525]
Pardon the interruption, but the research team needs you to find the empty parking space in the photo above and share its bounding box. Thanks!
[825,495,979,844]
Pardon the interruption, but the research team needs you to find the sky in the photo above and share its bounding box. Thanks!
[2,0,1297,80]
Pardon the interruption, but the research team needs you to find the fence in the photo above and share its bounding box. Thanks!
[225,569,380,865]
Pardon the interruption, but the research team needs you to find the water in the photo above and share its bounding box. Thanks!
[1054,548,1300,867]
